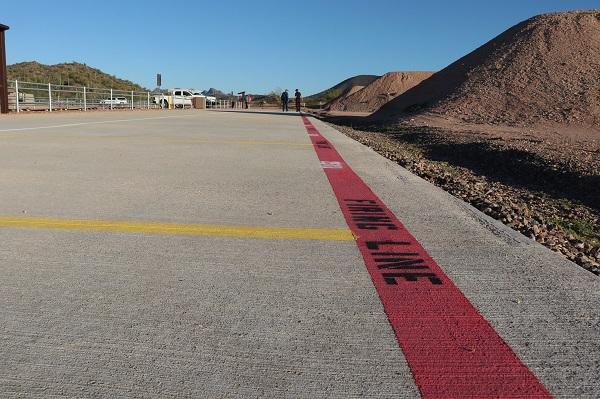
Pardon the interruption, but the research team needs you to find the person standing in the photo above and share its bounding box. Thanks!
[294,89,302,112]
[238,91,248,109]
[281,89,289,112]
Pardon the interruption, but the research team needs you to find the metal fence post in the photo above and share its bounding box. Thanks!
[83,86,87,111]
[15,79,19,112]
[48,83,52,112]
[147,92,150,109]
[130,90,133,110]
[0,25,9,114]
[110,88,113,110]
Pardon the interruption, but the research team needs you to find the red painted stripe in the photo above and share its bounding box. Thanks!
[302,115,552,398]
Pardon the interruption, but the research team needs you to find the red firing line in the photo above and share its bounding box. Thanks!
[301,115,551,399]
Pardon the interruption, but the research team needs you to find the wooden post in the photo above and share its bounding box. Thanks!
[0,24,9,114]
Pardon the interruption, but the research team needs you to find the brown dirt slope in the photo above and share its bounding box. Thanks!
[345,85,366,97]
[373,11,600,128]
[330,72,433,113]
[305,75,379,107]
[326,85,365,109]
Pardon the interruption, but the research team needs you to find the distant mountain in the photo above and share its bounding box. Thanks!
[201,88,273,101]
[7,61,147,91]
[202,88,229,98]
[304,75,380,107]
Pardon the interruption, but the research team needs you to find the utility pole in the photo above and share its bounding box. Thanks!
[0,24,9,114]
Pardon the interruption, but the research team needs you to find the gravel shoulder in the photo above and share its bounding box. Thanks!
[320,115,600,275]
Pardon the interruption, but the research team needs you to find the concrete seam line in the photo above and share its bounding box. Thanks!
[0,135,314,147]
[0,216,355,241]
[301,115,552,398]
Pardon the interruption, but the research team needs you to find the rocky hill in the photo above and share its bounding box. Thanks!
[7,62,147,91]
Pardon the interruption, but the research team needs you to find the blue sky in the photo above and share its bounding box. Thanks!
[3,0,599,94]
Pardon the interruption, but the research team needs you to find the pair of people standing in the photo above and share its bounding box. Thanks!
[238,91,252,109]
[280,89,302,112]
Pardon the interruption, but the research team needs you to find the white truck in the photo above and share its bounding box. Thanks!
[152,89,209,109]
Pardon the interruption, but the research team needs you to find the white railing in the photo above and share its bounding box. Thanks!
[213,99,244,109]
[6,80,158,112]
[4,80,248,112]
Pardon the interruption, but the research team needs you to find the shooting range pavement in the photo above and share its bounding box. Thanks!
[0,109,598,398]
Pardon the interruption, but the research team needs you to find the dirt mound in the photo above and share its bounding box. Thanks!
[345,85,366,97]
[305,75,379,107]
[326,85,365,109]
[330,72,433,113]
[373,11,600,128]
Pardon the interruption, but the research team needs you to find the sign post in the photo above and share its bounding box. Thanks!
[0,24,9,114]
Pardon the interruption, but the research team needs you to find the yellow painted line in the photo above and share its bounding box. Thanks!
[0,216,355,241]
[165,138,313,147]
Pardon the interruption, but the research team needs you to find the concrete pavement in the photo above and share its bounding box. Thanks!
[0,109,598,398]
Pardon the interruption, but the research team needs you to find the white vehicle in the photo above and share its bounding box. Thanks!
[152,89,219,109]
[99,97,128,105]
[191,90,216,105]
[152,89,194,109]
